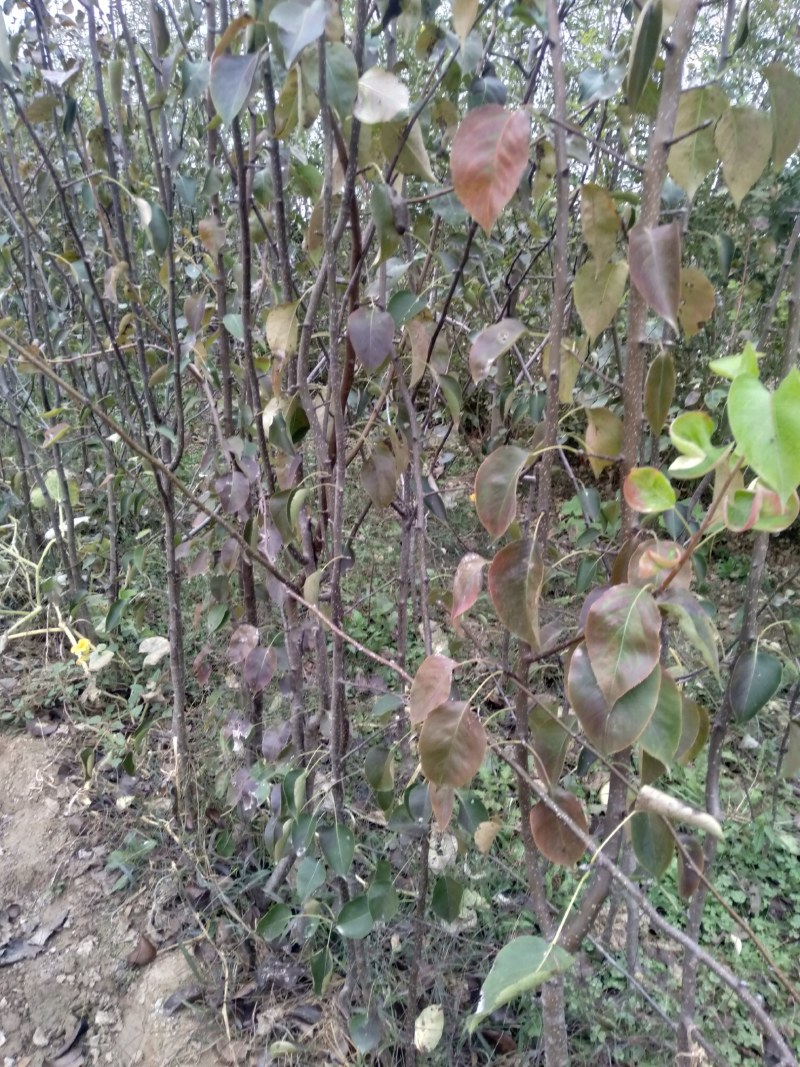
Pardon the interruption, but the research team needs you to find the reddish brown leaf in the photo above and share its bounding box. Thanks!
[474,445,532,539]
[348,306,395,372]
[228,624,259,665]
[529,789,588,867]
[567,643,660,755]
[487,540,543,648]
[408,655,455,726]
[451,105,530,234]
[628,221,681,331]
[429,783,456,830]
[584,584,662,706]
[243,645,276,694]
[677,835,705,899]
[451,553,487,624]
[419,701,487,787]
[468,319,527,383]
[126,934,157,967]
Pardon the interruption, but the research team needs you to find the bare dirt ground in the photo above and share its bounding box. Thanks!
[0,730,223,1067]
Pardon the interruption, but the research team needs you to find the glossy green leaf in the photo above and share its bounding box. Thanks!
[623,467,676,514]
[631,811,673,878]
[256,903,293,941]
[467,936,573,1032]
[418,701,487,787]
[644,352,676,434]
[729,648,782,723]
[367,860,399,920]
[295,855,326,902]
[474,445,532,539]
[319,823,355,877]
[431,875,463,921]
[627,0,662,110]
[728,368,800,502]
[336,895,374,939]
[640,669,682,766]
[487,539,543,648]
[584,584,662,706]
[568,644,660,755]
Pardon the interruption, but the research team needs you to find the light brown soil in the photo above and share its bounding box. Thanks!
[0,731,223,1067]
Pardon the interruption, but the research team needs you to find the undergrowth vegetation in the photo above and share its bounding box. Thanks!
[1,0,800,1063]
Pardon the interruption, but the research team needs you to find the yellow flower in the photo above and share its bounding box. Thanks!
[70,637,94,666]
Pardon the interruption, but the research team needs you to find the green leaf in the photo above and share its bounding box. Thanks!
[623,467,676,514]
[728,368,800,502]
[451,105,530,234]
[336,895,374,939]
[474,445,532,539]
[584,584,662,706]
[295,855,326,901]
[487,539,543,648]
[104,598,128,633]
[323,42,359,119]
[568,644,660,755]
[319,823,355,877]
[528,697,574,787]
[659,589,720,683]
[367,861,399,920]
[573,260,628,340]
[714,106,772,209]
[709,341,761,380]
[310,947,333,994]
[270,0,327,69]
[381,119,436,182]
[765,63,800,171]
[419,701,487,788]
[729,649,782,723]
[467,936,573,1032]
[628,221,681,331]
[256,903,293,941]
[349,1009,381,1052]
[209,52,260,125]
[644,352,676,434]
[431,875,463,921]
[468,318,527,383]
[627,0,662,110]
[631,811,674,878]
[134,198,170,256]
[669,411,728,479]
[640,669,682,766]
[781,722,800,779]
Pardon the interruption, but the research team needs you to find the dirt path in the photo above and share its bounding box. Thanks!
[0,730,224,1067]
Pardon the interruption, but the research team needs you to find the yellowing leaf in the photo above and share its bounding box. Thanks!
[573,259,628,340]
[584,407,622,478]
[715,106,772,209]
[678,267,715,337]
